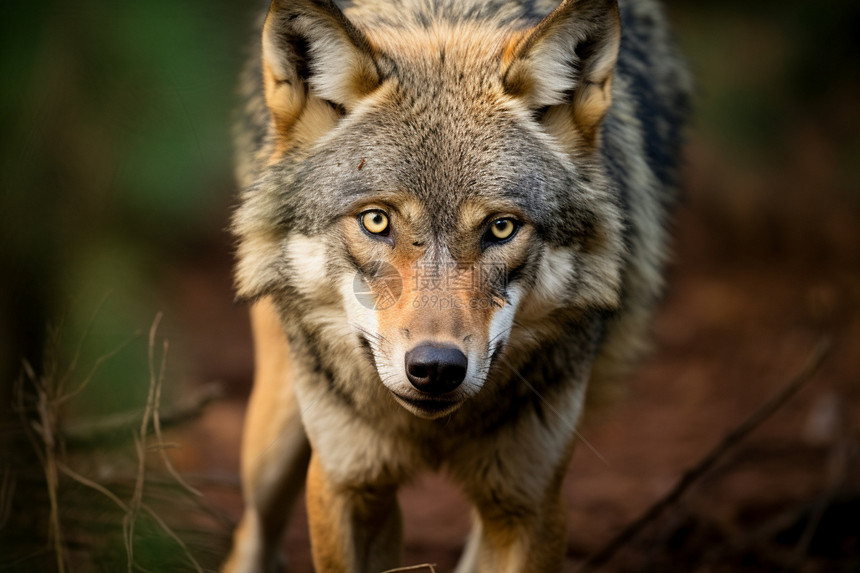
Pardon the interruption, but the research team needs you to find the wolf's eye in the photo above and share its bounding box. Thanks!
[484,218,519,246]
[360,210,390,235]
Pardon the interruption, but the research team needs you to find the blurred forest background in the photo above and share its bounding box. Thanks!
[1,0,858,571]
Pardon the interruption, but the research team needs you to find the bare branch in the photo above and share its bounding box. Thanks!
[577,337,832,573]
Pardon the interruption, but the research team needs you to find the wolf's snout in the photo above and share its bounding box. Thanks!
[404,343,467,395]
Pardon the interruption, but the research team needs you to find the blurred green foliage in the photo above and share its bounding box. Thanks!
[670,0,860,167]
[1,0,251,414]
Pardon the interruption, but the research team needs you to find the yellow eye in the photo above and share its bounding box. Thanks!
[488,218,517,241]
[360,210,390,235]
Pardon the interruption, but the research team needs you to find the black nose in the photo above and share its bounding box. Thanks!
[405,343,468,395]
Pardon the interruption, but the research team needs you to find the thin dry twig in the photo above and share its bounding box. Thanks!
[56,461,129,513]
[123,313,164,572]
[141,504,204,573]
[150,338,202,497]
[57,335,138,407]
[56,292,111,399]
[379,564,438,573]
[577,338,832,573]
[19,356,67,573]
[60,382,222,447]
[13,311,212,573]
[121,312,205,573]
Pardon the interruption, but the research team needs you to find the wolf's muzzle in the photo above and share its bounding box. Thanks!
[404,343,468,395]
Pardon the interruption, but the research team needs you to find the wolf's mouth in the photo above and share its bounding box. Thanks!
[390,392,462,418]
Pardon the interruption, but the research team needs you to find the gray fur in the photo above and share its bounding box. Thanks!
[226,0,690,570]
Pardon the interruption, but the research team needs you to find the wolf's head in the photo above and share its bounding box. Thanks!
[233,0,626,419]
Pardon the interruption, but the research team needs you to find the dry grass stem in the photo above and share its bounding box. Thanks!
[379,565,438,573]
[142,504,204,573]
[151,339,203,497]
[56,461,129,512]
[10,308,220,572]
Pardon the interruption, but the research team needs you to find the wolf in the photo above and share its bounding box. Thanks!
[223,0,690,570]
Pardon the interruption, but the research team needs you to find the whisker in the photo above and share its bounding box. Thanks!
[498,355,608,467]
[511,320,543,345]
[354,327,386,343]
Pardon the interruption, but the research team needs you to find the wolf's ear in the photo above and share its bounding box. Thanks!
[503,0,620,142]
[262,0,380,134]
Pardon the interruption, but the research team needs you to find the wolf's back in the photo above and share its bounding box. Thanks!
[592,0,691,386]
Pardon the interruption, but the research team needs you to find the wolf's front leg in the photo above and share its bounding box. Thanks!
[223,300,312,573]
[457,485,568,573]
[306,453,402,573]
[452,388,583,573]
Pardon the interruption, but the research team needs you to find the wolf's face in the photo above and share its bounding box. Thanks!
[338,194,532,418]
[233,0,628,419]
[328,101,550,417]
